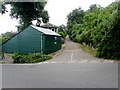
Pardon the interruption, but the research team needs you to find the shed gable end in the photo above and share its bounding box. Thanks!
[2,26,43,54]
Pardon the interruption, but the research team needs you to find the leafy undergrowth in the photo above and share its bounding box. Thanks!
[12,53,52,63]
[76,43,96,57]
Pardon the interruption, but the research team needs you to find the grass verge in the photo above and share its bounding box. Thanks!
[76,43,120,61]
[76,43,96,57]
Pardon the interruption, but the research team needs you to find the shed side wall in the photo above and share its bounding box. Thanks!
[2,26,43,54]
[44,35,61,54]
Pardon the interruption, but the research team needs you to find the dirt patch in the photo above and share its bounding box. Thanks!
[0,53,14,64]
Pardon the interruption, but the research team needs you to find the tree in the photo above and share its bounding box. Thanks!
[67,7,84,25]
[67,7,85,40]
[0,35,9,45]
[58,25,67,39]
[1,2,49,31]
[0,2,2,13]
[58,25,66,33]
[2,31,16,38]
[0,1,7,14]
[0,31,17,45]
[96,1,120,59]
[67,1,120,59]
[88,4,102,12]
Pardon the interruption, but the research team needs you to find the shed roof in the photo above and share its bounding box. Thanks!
[31,25,61,36]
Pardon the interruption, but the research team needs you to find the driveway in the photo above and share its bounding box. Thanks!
[1,38,118,88]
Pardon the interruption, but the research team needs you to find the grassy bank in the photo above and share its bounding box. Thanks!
[76,43,120,61]
[76,43,96,57]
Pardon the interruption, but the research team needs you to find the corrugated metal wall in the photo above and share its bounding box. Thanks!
[2,34,18,53]
[2,26,61,54]
[44,35,61,54]
[2,26,43,54]
[56,36,61,51]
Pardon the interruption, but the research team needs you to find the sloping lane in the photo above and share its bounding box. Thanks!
[46,38,116,64]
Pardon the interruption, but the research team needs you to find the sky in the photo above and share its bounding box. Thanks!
[0,0,115,34]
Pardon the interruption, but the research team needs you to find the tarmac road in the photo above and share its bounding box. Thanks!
[48,37,117,64]
[1,38,118,88]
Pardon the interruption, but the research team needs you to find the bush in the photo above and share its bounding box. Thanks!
[96,5,120,59]
[58,32,66,39]
[12,53,52,63]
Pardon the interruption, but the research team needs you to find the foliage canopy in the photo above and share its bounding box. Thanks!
[67,1,120,59]
[1,2,49,31]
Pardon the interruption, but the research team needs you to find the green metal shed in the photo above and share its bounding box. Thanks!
[2,25,61,54]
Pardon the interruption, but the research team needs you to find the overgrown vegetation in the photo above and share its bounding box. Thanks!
[67,1,120,59]
[0,32,17,45]
[12,53,52,63]
[58,24,67,44]
[77,43,96,56]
